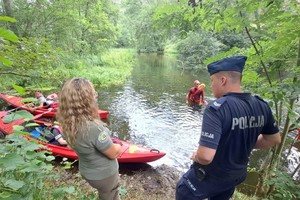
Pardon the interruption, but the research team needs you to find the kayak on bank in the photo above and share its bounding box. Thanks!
[0,93,109,119]
[0,110,166,163]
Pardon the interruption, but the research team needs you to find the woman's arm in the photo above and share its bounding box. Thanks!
[102,143,122,159]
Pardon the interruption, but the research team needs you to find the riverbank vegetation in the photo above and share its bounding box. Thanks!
[0,0,299,199]
[0,132,255,200]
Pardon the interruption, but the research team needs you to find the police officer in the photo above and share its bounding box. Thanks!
[176,56,281,200]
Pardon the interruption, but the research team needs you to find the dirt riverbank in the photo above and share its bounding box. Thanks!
[51,162,181,200]
[51,161,253,200]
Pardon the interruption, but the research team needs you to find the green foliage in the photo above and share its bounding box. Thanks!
[1,37,57,70]
[233,191,258,200]
[0,27,18,43]
[119,0,169,52]
[0,16,16,23]
[0,16,18,67]
[214,31,250,51]
[0,37,59,90]
[0,111,95,199]
[0,16,18,43]
[11,84,26,96]
[151,1,250,67]
[153,1,202,37]
[136,10,166,52]
[0,48,135,93]
[58,49,135,88]
[176,31,223,68]
[1,0,120,55]
[52,186,76,199]
[0,134,54,199]
[204,47,247,66]
[2,110,34,123]
[262,170,300,200]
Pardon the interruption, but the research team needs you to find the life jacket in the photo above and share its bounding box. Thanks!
[42,125,62,145]
[51,125,62,134]
[46,93,58,100]
[46,93,58,108]
[49,102,58,108]
[190,88,203,103]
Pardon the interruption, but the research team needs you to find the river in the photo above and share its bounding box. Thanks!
[97,54,212,172]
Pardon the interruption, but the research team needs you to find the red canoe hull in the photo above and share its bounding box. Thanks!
[0,111,166,163]
[0,93,109,119]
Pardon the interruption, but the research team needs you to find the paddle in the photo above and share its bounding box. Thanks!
[33,108,54,119]
[6,102,35,113]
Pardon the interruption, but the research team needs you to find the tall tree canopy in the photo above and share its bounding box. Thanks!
[1,0,119,54]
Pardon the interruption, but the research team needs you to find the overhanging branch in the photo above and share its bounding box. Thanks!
[0,72,31,77]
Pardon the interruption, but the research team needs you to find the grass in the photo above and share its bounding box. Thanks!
[57,49,135,88]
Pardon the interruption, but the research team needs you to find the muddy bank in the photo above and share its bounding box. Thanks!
[51,162,181,200]
[119,163,181,200]
[49,161,255,200]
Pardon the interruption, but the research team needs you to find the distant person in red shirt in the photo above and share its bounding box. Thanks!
[186,80,207,107]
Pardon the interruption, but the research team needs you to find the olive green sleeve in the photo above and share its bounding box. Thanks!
[89,123,113,152]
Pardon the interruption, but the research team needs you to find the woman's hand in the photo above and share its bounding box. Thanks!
[103,143,122,160]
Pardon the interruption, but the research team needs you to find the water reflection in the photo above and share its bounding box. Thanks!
[98,54,211,171]
[103,80,204,171]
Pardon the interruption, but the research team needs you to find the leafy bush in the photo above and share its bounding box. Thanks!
[0,134,55,199]
[59,49,135,88]
[0,37,61,90]
[263,170,300,200]
[176,31,223,68]
[0,114,93,199]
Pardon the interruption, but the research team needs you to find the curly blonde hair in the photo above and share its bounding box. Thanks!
[57,78,100,146]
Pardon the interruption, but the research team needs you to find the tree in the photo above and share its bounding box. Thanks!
[0,0,119,54]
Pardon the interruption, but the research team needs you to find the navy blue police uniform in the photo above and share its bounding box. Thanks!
[176,56,279,200]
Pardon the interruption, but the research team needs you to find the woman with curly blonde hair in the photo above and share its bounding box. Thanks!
[57,77,121,200]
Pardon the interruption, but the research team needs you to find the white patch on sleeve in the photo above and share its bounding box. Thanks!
[97,130,109,143]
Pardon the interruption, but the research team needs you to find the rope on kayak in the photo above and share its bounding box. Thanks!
[150,149,160,154]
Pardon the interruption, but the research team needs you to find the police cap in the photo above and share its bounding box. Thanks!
[207,56,247,76]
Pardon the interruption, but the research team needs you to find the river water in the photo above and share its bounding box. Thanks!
[98,54,212,172]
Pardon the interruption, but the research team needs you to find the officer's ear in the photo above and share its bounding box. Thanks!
[220,76,227,86]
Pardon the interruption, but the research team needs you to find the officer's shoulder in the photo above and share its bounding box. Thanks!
[254,95,269,104]
[207,96,227,110]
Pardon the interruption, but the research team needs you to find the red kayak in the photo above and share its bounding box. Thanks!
[0,93,109,119]
[0,111,166,163]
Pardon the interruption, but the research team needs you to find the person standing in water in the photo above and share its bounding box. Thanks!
[186,80,207,107]
[57,78,122,200]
